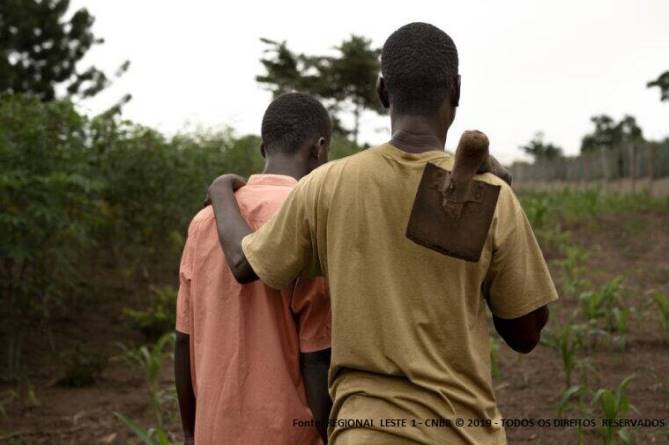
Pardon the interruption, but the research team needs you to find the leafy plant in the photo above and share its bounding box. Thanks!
[557,385,589,444]
[559,244,590,296]
[116,332,175,428]
[592,375,637,445]
[0,390,18,418]
[123,286,177,340]
[114,412,174,445]
[56,344,107,388]
[651,291,669,337]
[579,277,624,327]
[542,323,587,387]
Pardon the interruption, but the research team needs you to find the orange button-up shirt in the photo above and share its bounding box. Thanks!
[176,174,331,445]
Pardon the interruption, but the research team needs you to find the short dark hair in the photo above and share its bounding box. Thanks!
[261,92,331,154]
[381,22,459,115]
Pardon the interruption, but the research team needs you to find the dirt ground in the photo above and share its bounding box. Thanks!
[1,210,668,445]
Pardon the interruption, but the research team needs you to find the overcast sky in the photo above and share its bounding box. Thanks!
[69,0,669,163]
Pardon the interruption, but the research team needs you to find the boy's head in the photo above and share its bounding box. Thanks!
[260,92,332,171]
[378,22,460,122]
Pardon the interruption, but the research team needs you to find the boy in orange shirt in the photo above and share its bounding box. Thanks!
[174,93,332,445]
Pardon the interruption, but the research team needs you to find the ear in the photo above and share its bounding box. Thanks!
[311,137,326,158]
[311,136,329,163]
[451,75,461,107]
[260,142,266,159]
[377,76,390,109]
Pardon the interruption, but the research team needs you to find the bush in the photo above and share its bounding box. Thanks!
[0,96,101,378]
[57,344,108,388]
[0,93,365,379]
[123,286,177,340]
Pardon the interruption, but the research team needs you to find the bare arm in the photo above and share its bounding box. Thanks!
[208,174,258,283]
[175,331,196,444]
[300,349,332,443]
[492,305,549,354]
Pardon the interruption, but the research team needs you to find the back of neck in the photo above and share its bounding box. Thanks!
[262,155,307,181]
[389,114,449,154]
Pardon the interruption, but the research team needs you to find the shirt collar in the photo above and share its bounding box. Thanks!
[246,174,298,187]
[380,143,453,163]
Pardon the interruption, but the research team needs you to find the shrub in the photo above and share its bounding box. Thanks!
[123,286,177,340]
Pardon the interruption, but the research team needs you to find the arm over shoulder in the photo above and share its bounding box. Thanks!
[242,168,327,290]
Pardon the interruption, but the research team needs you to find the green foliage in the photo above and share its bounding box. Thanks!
[0,0,129,100]
[520,132,563,161]
[0,390,18,418]
[578,276,626,332]
[114,412,174,445]
[558,245,590,297]
[647,70,669,102]
[56,343,107,387]
[123,286,177,340]
[592,375,637,445]
[92,123,264,278]
[651,291,669,336]
[542,323,585,387]
[256,35,381,142]
[0,94,364,379]
[116,333,175,429]
[520,189,668,227]
[581,115,644,153]
[558,385,585,417]
[329,133,364,159]
[0,95,101,377]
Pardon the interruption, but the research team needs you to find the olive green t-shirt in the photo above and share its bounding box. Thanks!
[242,143,559,445]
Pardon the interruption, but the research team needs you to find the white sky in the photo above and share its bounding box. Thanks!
[70,0,669,163]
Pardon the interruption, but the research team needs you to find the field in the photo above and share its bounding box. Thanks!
[1,185,669,444]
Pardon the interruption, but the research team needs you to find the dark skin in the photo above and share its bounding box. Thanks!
[301,348,332,441]
[174,331,195,445]
[208,78,549,354]
[177,137,332,444]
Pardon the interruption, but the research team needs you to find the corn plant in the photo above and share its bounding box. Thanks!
[114,412,174,445]
[559,244,590,297]
[557,385,589,445]
[542,323,586,387]
[592,375,637,445]
[116,332,175,428]
[651,291,669,339]
[579,277,624,326]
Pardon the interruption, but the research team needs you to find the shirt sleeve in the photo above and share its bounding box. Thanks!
[483,185,559,319]
[176,217,199,334]
[241,169,324,290]
[290,278,331,353]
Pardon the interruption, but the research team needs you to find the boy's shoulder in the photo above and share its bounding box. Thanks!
[187,206,215,235]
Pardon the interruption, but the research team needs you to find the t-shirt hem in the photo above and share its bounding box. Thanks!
[300,338,331,353]
[175,321,191,334]
[492,292,559,320]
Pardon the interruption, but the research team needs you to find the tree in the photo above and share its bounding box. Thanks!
[256,35,382,144]
[581,115,644,153]
[255,38,310,97]
[312,36,382,144]
[520,132,563,161]
[0,0,129,101]
[647,71,669,102]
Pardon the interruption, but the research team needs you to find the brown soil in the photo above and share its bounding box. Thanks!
[1,210,668,445]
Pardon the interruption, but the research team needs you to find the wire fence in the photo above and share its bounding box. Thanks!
[509,142,669,182]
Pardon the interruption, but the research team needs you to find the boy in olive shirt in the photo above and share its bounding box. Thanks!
[208,23,558,445]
